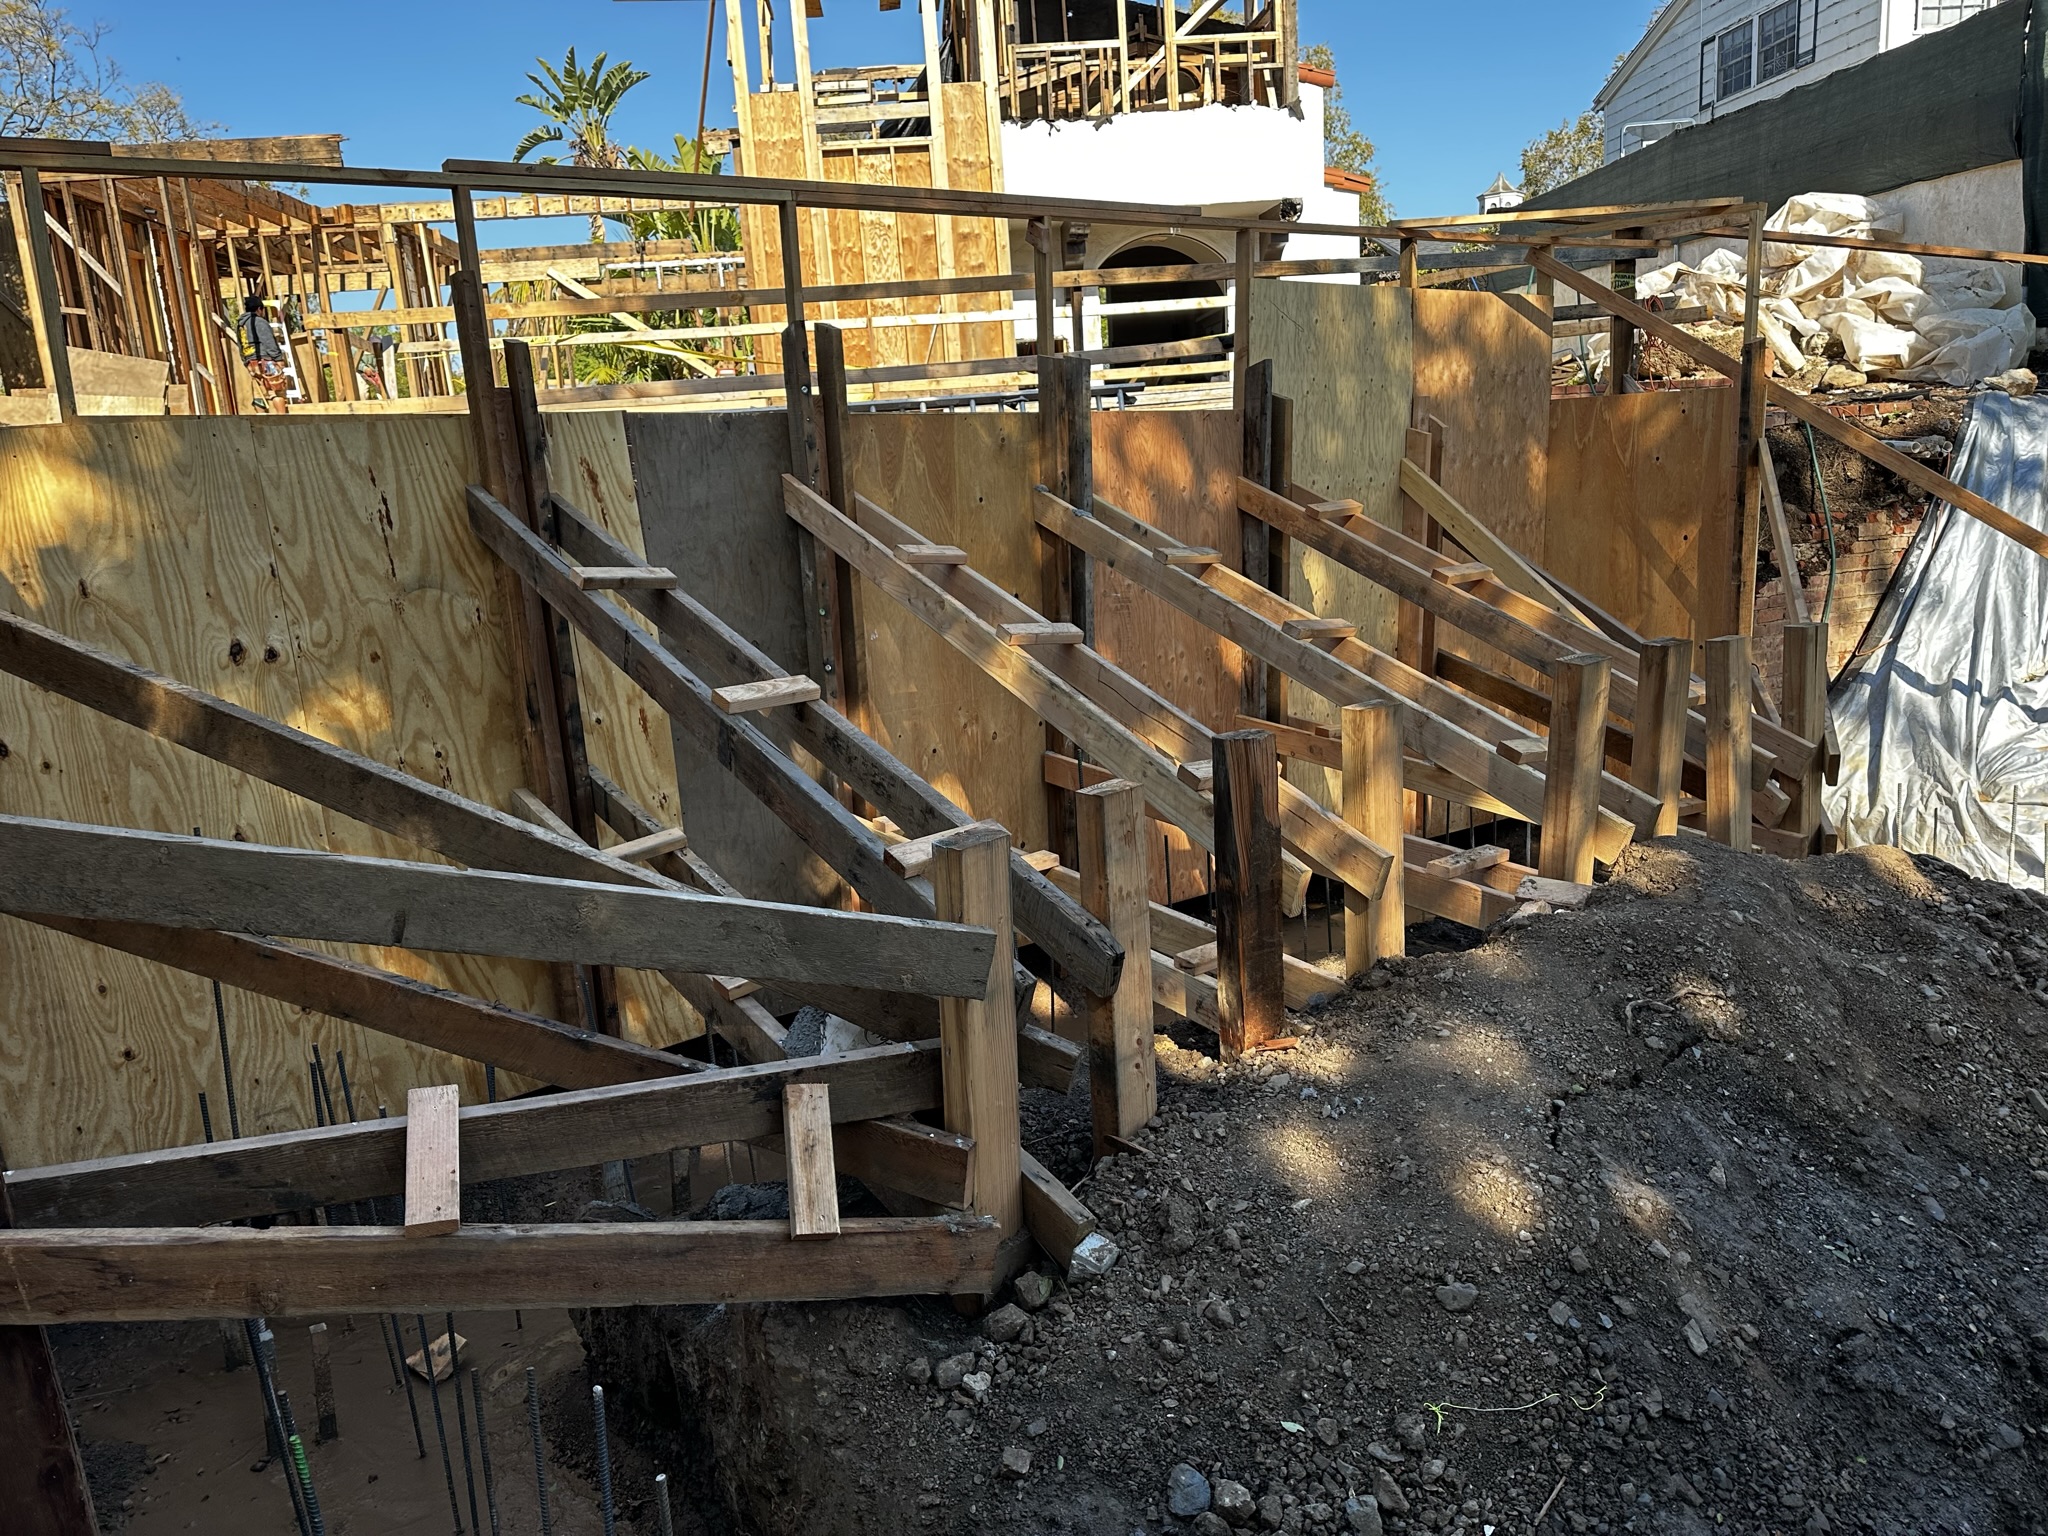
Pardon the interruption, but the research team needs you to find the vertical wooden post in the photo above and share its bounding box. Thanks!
[814,323,863,720]
[0,1172,98,1536]
[1606,236,1638,393]
[99,177,143,358]
[1267,390,1294,716]
[782,197,840,716]
[1231,225,1254,412]
[448,188,512,496]
[931,823,1022,1234]
[11,171,75,416]
[1733,207,1767,634]
[1629,637,1691,838]
[156,178,205,413]
[1396,420,1445,680]
[1705,634,1753,849]
[1782,621,1829,849]
[308,1323,338,1443]
[1342,703,1405,976]
[1077,777,1155,1153]
[1239,358,1274,721]
[1212,730,1284,1059]
[1398,237,1418,288]
[1163,0,1179,108]
[1540,654,1610,884]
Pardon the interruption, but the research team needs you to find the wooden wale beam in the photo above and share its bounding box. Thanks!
[547,493,1121,998]
[0,815,997,998]
[1031,489,1648,859]
[1527,251,2048,565]
[0,1216,1000,1324]
[5,1042,940,1228]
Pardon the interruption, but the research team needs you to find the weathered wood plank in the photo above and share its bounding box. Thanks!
[403,1086,461,1238]
[782,1083,841,1239]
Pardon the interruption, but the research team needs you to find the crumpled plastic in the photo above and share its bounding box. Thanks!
[1629,192,2036,386]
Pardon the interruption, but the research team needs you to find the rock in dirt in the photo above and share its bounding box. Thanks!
[1373,1469,1410,1514]
[1256,1493,1285,1530]
[982,1304,1030,1344]
[998,1446,1031,1480]
[1167,1462,1212,1517]
[1192,1514,1233,1536]
[1212,1478,1255,1527]
[1011,1271,1054,1312]
[901,1356,931,1386]
[1344,1494,1384,1535]
[1434,1281,1478,1313]
[933,1353,973,1391]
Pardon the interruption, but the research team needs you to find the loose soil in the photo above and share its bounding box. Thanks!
[584,839,2048,1536]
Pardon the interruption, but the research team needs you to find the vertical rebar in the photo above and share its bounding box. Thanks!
[335,1050,358,1121]
[449,1315,481,1536]
[485,1063,497,1103]
[655,1472,676,1536]
[375,1313,405,1390]
[212,981,241,1139]
[244,1318,312,1536]
[309,1061,327,1128]
[592,1384,617,1536]
[470,1368,502,1536]
[416,1316,466,1534]
[526,1367,553,1536]
[390,1316,426,1456]
[312,1047,338,1125]
[198,1090,214,1143]
[276,1390,326,1536]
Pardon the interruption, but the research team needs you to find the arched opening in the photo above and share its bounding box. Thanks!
[1100,241,1229,352]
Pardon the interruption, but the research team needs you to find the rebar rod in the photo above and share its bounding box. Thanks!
[449,1314,481,1536]
[390,1316,426,1456]
[471,1367,503,1536]
[416,1315,466,1534]
[277,1390,327,1536]
[526,1367,553,1536]
[592,1384,617,1536]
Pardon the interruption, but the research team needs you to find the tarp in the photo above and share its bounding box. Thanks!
[1826,392,2048,884]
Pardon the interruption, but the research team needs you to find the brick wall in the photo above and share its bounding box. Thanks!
[1753,518,1920,699]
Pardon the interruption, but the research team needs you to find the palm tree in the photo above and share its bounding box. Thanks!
[514,48,650,241]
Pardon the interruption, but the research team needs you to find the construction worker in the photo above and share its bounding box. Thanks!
[236,296,291,410]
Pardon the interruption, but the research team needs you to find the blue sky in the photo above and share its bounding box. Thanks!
[85,0,1658,216]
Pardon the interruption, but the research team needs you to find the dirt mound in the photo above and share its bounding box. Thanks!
[587,840,2048,1536]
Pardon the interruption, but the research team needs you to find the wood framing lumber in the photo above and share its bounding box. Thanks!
[0,1170,97,1536]
[712,675,823,714]
[782,476,1217,850]
[0,607,666,889]
[884,822,1007,879]
[895,543,971,564]
[1018,1150,1097,1270]
[5,1042,940,1230]
[1394,460,1591,622]
[828,1119,974,1211]
[0,816,997,999]
[550,496,1123,999]
[1076,778,1157,1149]
[403,1086,462,1237]
[0,1216,1001,1323]
[1540,657,1611,883]
[1426,845,1509,877]
[605,825,692,863]
[1212,732,1285,1059]
[19,913,693,1090]
[470,485,939,923]
[1705,636,1755,848]
[1042,865,1338,1011]
[1003,622,1086,647]
[1525,251,2048,565]
[1344,703,1407,973]
[1630,638,1691,838]
[572,565,677,591]
[932,825,1023,1234]
[1175,943,1221,974]
[782,1084,841,1239]
[1152,952,1222,1033]
[1782,622,1829,845]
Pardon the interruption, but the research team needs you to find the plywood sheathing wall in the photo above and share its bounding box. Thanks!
[1544,391,1741,652]
[0,414,693,1168]
[739,83,1012,371]
[624,409,1245,909]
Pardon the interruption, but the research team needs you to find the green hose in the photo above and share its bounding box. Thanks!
[1805,421,1839,623]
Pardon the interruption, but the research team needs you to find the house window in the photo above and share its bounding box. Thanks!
[1758,0,1802,79]
[1718,22,1754,98]
[1918,0,1992,28]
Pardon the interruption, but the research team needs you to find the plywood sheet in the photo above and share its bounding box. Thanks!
[0,415,692,1168]
[1544,390,1740,647]
[1248,280,1413,808]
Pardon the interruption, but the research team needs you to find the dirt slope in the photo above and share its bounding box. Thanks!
[588,839,2048,1536]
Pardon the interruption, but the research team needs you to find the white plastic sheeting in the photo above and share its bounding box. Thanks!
[1636,192,2036,385]
[1826,393,2048,885]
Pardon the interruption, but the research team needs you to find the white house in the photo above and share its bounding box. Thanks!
[1597,0,2002,161]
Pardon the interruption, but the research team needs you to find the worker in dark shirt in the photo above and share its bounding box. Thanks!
[237,296,290,410]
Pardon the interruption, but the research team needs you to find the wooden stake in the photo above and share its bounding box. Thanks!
[1705,635,1753,848]
[1076,777,1155,1154]
[403,1085,462,1238]
[782,1083,840,1239]
[1212,730,1284,1058]
[930,824,1022,1235]
[1342,703,1405,975]
[1781,622,1829,848]
[1539,655,1611,885]
[1629,637,1690,838]
[309,1322,338,1442]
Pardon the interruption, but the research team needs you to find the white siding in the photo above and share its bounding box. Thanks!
[1599,0,1888,161]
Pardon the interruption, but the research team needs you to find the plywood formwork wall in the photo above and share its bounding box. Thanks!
[0,414,693,1167]
[1543,390,1741,649]
[1248,280,1412,810]
[739,84,1012,371]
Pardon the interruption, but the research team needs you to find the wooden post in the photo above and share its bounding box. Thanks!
[814,323,862,718]
[1398,237,1418,288]
[1231,225,1254,413]
[1163,0,1179,109]
[10,171,75,416]
[402,1084,462,1237]
[782,1082,841,1238]
[1705,634,1753,848]
[0,1170,98,1536]
[930,824,1022,1235]
[1212,730,1284,1059]
[309,1322,338,1443]
[1341,703,1404,976]
[1396,419,1445,681]
[1782,621,1829,848]
[1076,777,1154,1153]
[1607,235,1638,393]
[1629,637,1691,838]
[781,196,840,715]
[1539,654,1610,885]
[1239,358,1274,720]
[1059,352,1095,645]
[1267,390,1294,717]
[1734,207,1767,633]
[100,176,143,359]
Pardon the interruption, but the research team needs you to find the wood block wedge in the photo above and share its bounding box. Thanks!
[1001,622,1085,648]
[783,1083,841,1240]
[572,565,677,591]
[895,543,970,565]
[713,675,823,714]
